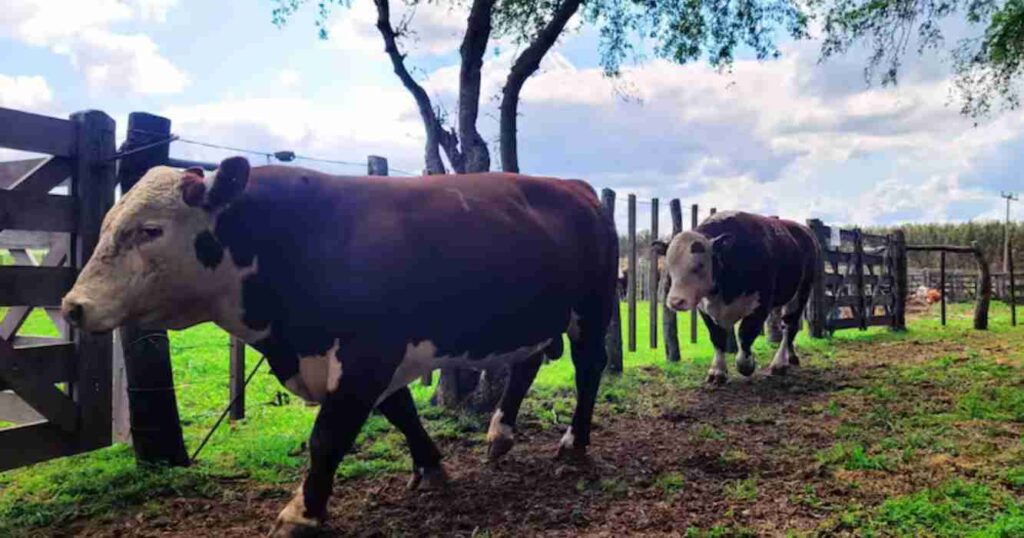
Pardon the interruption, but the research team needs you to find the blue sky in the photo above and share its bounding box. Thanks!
[2,0,1021,234]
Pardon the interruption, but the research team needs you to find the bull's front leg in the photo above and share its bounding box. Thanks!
[699,309,732,385]
[270,380,379,538]
[736,306,770,377]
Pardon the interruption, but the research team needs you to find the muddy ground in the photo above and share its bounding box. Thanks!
[47,332,1024,537]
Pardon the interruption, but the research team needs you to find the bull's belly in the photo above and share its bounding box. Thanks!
[377,338,553,405]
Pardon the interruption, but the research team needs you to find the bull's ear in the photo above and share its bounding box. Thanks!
[650,240,669,256]
[205,156,250,209]
[710,233,735,255]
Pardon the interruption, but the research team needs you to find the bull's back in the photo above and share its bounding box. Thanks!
[236,168,612,359]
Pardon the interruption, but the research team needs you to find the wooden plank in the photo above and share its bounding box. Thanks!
[627,194,636,352]
[0,108,75,157]
[0,241,69,339]
[690,204,699,343]
[0,421,81,471]
[230,337,245,421]
[601,189,623,374]
[663,199,682,362]
[0,266,75,306]
[6,156,72,195]
[111,331,130,443]
[861,253,884,267]
[0,341,77,431]
[0,159,45,188]
[828,318,863,330]
[0,230,60,250]
[940,251,947,326]
[0,190,75,232]
[70,109,115,450]
[0,391,45,424]
[0,343,75,391]
[648,198,659,349]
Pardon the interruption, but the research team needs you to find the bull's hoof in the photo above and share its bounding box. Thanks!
[555,443,588,462]
[407,465,449,491]
[488,435,515,462]
[706,371,728,385]
[769,363,789,376]
[736,360,756,377]
[268,521,320,538]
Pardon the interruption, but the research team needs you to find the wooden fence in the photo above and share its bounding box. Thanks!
[0,107,115,471]
[805,220,907,337]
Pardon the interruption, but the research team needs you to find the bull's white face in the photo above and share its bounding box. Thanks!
[61,157,250,333]
[658,231,715,312]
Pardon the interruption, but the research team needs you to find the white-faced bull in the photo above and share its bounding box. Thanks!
[652,211,821,384]
[61,157,618,537]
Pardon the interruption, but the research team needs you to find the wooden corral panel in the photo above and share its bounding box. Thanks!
[807,219,905,336]
[0,108,115,471]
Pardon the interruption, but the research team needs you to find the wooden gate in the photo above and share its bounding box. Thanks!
[0,108,115,471]
[806,219,907,337]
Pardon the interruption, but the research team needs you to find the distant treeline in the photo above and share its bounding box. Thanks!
[867,221,1023,272]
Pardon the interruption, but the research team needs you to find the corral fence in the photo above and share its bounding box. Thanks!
[0,108,114,471]
[909,269,1022,305]
[805,220,907,337]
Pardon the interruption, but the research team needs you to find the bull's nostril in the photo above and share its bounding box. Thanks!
[65,303,84,326]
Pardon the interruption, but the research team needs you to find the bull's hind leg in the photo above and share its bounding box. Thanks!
[736,306,770,377]
[487,352,544,461]
[771,271,814,375]
[699,310,733,384]
[377,387,447,490]
[558,317,608,460]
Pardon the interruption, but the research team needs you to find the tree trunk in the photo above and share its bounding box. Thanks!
[373,0,447,174]
[458,0,496,173]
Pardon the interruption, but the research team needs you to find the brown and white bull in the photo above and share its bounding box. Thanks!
[652,211,820,384]
[61,157,618,537]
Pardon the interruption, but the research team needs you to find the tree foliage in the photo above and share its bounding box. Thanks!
[815,0,1024,118]
[868,221,1023,270]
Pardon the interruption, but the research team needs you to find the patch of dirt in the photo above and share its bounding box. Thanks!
[46,332,1024,537]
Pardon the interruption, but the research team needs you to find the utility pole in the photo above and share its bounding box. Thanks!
[1001,192,1018,273]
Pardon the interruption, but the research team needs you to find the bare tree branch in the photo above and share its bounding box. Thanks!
[499,0,583,173]
[374,0,448,174]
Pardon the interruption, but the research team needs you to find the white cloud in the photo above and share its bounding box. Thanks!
[0,0,188,95]
[158,88,427,174]
[0,74,54,111]
[278,69,301,89]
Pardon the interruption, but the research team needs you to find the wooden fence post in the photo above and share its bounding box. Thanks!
[70,110,116,452]
[853,229,866,330]
[229,339,245,421]
[663,199,682,362]
[367,155,388,176]
[806,219,827,338]
[114,112,190,466]
[690,204,699,344]
[940,251,947,326]
[649,198,659,349]
[627,194,637,352]
[892,230,908,331]
[972,242,991,330]
[602,189,623,373]
[1009,237,1017,327]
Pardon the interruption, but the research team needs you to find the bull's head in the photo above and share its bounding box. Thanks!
[651,231,734,311]
[61,156,251,333]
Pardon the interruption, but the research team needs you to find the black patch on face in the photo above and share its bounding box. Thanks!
[194,230,224,269]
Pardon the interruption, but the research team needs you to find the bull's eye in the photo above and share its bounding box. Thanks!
[140,226,164,241]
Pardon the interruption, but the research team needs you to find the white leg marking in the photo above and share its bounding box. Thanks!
[559,426,575,449]
[487,409,513,444]
[770,334,792,373]
[274,484,319,529]
[709,348,728,377]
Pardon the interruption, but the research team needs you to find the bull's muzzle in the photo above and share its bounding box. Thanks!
[667,296,691,311]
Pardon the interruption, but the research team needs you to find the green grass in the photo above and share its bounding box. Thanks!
[1,300,1022,535]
